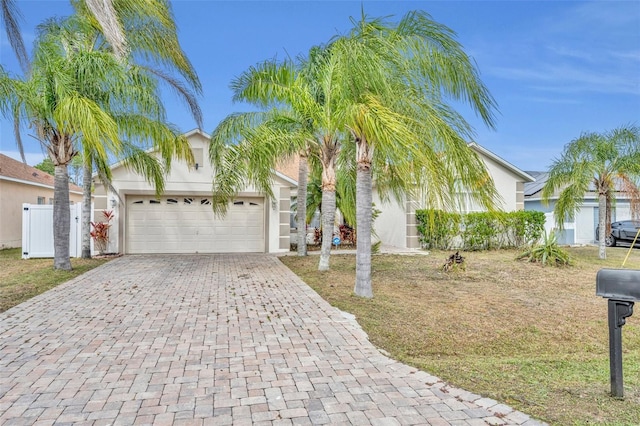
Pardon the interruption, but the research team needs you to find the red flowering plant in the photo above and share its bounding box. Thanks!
[90,210,114,254]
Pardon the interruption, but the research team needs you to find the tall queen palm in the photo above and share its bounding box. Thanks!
[210,46,348,270]
[331,11,500,298]
[0,14,195,269]
[64,2,203,259]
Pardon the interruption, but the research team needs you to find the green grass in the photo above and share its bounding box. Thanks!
[0,248,109,312]
[280,247,640,425]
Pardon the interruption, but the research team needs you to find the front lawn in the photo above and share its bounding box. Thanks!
[0,248,109,313]
[280,246,640,425]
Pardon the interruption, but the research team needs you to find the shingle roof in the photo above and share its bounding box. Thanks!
[276,155,300,182]
[0,153,83,192]
[524,170,636,199]
[523,171,548,197]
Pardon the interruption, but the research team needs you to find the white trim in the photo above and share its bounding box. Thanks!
[183,128,210,139]
[274,170,298,187]
[468,142,535,182]
[0,175,83,195]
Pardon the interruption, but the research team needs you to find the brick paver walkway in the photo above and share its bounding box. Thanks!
[1,255,545,425]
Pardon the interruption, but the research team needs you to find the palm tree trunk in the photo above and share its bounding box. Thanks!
[354,138,373,298]
[297,153,308,256]
[318,188,336,271]
[598,192,607,259]
[318,141,338,271]
[81,156,92,258]
[53,164,72,270]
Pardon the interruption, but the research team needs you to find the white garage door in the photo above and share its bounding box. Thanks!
[126,195,265,254]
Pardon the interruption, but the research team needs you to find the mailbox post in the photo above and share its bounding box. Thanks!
[596,269,640,398]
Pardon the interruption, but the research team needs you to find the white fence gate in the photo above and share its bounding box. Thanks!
[22,203,82,259]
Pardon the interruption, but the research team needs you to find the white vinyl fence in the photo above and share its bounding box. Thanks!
[22,203,82,259]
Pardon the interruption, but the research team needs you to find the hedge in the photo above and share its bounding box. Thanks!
[416,209,545,251]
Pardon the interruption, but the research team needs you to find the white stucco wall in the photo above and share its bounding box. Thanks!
[479,155,520,212]
[372,191,407,249]
[96,130,293,254]
[372,145,532,250]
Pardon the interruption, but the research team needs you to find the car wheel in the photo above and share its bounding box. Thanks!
[605,235,616,247]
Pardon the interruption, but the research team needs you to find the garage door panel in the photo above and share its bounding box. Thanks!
[126,196,265,254]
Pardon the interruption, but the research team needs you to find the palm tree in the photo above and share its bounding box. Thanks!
[210,46,348,270]
[541,125,640,259]
[57,4,203,259]
[329,11,500,298]
[1,0,185,71]
[0,14,195,269]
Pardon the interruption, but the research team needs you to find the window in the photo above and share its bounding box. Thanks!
[192,148,203,171]
[167,198,178,204]
[132,200,144,204]
[184,198,193,205]
[49,198,54,205]
[234,201,244,206]
[201,199,211,205]
[37,196,45,205]
[150,199,160,204]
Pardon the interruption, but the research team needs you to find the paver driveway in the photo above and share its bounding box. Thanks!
[1,255,545,425]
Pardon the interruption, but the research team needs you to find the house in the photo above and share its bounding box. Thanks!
[524,172,636,245]
[0,153,83,249]
[93,129,295,254]
[373,143,535,249]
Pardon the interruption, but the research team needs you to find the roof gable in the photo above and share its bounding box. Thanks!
[105,129,297,187]
[468,142,535,183]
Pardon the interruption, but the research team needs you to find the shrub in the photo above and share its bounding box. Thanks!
[508,210,546,247]
[416,209,546,251]
[516,231,571,267]
[416,209,461,249]
[462,212,500,251]
[90,210,114,255]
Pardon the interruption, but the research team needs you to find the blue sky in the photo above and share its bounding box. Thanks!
[1,0,639,172]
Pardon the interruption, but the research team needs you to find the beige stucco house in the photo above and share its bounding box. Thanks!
[94,129,295,255]
[0,153,83,249]
[373,143,535,249]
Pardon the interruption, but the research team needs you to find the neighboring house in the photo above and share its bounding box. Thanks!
[524,172,636,245]
[373,143,535,249]
[93,129,295,254]
[0,153,83,249]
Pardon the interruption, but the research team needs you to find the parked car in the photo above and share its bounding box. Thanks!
[595,220,640,247]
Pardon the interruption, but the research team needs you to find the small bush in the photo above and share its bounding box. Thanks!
[415,210,461,249]
[462,212,500,250]
[90,210,114,255]
[517,231,571,267]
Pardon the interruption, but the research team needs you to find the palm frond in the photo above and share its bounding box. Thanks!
[1,0,29,72]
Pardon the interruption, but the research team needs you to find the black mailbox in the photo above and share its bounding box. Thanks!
[596,269,640,301]
[596,268,639,398]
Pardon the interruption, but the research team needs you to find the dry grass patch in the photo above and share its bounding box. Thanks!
[280,247,640,425]
[0,248,109,312]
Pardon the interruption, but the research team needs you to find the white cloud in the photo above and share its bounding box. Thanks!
[470,1,640,99]
[490,63,639,96]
